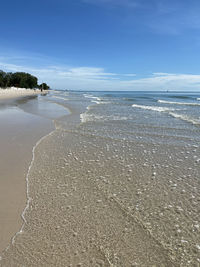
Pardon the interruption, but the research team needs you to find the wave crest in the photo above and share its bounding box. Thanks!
[169,112,200,126]
[158,100,200,106]
[132,104,175,112]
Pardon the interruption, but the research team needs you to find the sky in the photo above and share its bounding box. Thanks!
[1,0,200,91]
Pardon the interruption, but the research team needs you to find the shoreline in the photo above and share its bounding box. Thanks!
[4,101,72,254]
[8,127,56,253]
[0,94,54,255]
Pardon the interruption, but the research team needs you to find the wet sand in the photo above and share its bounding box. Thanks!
[0,97,54,254]
[0,130,175,266]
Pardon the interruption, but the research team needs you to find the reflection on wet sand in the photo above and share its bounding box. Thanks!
[0,94,68,255]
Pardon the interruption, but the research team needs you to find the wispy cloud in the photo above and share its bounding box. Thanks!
[57,67,119,79]
[123,73,137,77]
[80,0,200,35]
[81,0,140,8]
[143,1,200,35]
[148,7,200,35]
[120,73,200,91]
[0,60,200,91]
[0,61,134,86]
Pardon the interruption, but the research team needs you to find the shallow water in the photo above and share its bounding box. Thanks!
[0,90,200,266]
[0,105,53,253]
[0,93,69,254]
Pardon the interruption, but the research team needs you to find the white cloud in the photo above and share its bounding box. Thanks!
[152,72,172,76]
[123,73,137,77]
[57,67,119,79]
[0,61,200,91]
[120,73,200,91]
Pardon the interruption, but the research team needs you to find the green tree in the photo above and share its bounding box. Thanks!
[10,72,38,88]
[0,70,5,87]
[0,70,49,89]
[4,72,12,87]
[0,70,10,88]
[39,83,49,90]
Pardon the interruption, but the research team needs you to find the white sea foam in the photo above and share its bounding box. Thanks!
[80,113,98,123]
[91,100,110,105]
[91,100,101,104]
[52,90,61,94]
[83,94,111,107]
[132,103,199,125]
[158,99,200,106]
[80,112,128,123]
[197,98,200,101]
[53,96,68,101]
[83,94,101,101]
[169,112,200,126]
[132,104,175,112]
[80,113,86,123]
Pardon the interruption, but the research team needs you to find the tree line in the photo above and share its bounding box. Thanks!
[0,70,50,90]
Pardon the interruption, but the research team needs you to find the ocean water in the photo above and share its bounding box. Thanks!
[1,90,200,266]
[70,90,200,146]
[49,90,200,265]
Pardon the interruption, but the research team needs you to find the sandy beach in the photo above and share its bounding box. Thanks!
[0,89,54,255]
[0,87,47,100]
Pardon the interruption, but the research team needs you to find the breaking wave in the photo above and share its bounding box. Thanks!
[132,104,175,112]
[158,100,200,106]
[169,112,200,126]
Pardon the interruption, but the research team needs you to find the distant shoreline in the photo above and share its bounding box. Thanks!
[0,87,48,100]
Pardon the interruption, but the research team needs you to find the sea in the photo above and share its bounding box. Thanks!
[1,90,200,266]
[78,90,200,145]
[48,90,200,146]
[52,90,200,265]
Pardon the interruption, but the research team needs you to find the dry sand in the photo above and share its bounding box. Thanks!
[0,87,47,100]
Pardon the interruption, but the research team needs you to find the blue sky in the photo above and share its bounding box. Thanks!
[1,0,200,90]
